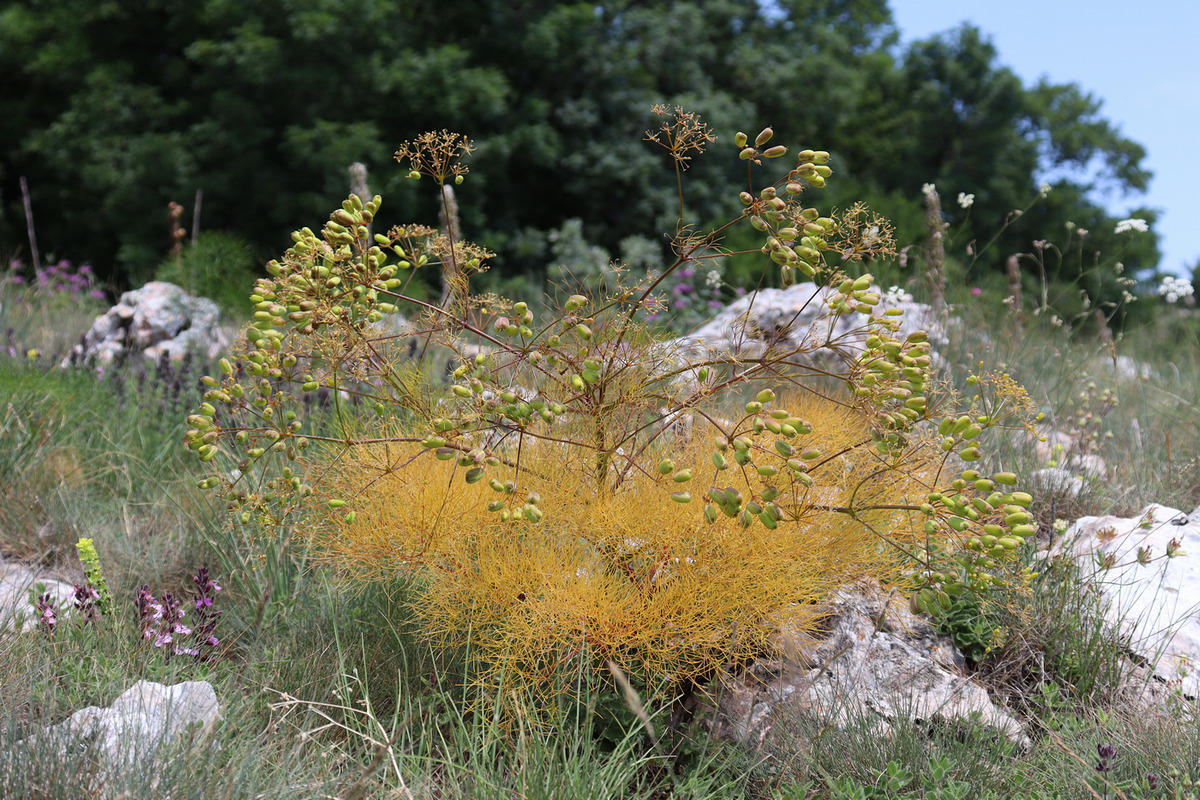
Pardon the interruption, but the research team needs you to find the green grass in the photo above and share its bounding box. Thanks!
[2,278,1200,800]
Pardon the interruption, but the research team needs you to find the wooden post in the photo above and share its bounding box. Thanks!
[192,189,203,245]
[19,176,40,272]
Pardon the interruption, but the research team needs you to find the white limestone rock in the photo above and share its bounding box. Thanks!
[0,558,75,634]
[709,580,1029,749]
[672,282,942,369]
[64,281,230,366]
[17,680,221,798]
[1047,503,1200,698]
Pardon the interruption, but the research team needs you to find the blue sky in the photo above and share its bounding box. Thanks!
[887,0,1200,277]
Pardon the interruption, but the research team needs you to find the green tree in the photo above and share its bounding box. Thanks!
[0,0,1159,318]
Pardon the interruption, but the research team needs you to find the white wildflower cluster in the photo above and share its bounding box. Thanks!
[705,268,722,288]
[1039,182,1052,197]
[921,182,937,198]
[1114,218,1149,235]
[957,192,975,209]
[880,285,913,308]
[1157,276,1195,304]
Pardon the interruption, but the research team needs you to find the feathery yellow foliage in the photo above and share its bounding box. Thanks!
[315,390,945,698]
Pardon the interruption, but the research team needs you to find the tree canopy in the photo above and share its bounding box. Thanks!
[0,0,1158,316]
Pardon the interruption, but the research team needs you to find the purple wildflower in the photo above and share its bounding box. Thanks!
[135,584,162,641]
[1095,743,1116,774]
[191,567,222,658]
[35,593,59,636]
[73,583,101,625]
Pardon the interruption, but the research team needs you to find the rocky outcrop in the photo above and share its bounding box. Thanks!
[64,281,230,366]
[707,580,1029,749]
[672,283,942,368]
[1046,503,1200,700]
[14,681,220,798]
[0,557,75,634]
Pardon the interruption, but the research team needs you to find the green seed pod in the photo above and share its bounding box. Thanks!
[745,400,762,414]
[775,440,794,457]
[723,487,743,507]
[800,448,821,460]
[756,465,778,477]
[734,449,751,466]
[738,510,753,528]
[671,491,692,504]
[946,516,969,532]
[759,512,778,530]
[704,504,719,524]
[328,499,346,508]
[739,147,756,160]
[993,472,1019,486]
[761,486,779,502]
[1011,524,1037,537]
[487,500,505,512]
[658,459,675,475]
[464,467,485,484]
[672,470,692,483]
[712,452,728,470]
[763,145,787,158]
